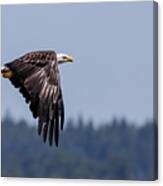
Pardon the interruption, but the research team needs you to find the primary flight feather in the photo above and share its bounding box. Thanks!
[1,50,73,146]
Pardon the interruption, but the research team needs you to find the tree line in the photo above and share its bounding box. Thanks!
[1,116,157,180]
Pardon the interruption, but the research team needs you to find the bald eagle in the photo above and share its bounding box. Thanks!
[1,50,73,146]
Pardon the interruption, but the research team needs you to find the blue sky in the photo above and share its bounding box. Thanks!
[1,1,154,125]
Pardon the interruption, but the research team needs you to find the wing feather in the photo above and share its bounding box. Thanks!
[6,51,65,146]
[49,119,54,146]
[55,104,59,146]
[43,123,49,143]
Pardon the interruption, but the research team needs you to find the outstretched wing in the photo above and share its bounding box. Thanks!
[6,51,64,146]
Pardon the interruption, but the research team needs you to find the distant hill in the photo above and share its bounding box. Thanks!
[1,116,157,180]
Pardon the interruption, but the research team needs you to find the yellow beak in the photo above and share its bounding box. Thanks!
[65,55,74,62]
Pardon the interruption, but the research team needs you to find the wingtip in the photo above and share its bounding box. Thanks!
[61,125,64,131]
[43,124,48,143]
[55,141,59,147]
[38,121,43,136]
[55,131,59,147]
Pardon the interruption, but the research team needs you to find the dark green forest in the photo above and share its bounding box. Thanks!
[1,116,157,180]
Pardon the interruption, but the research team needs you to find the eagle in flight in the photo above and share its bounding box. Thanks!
[1,50,73,146]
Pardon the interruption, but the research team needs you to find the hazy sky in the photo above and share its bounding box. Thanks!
[1,1,154,125]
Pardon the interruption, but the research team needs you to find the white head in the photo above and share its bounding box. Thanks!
[57,53,74,64]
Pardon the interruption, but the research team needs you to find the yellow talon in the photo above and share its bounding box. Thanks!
[1,66,13,78]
